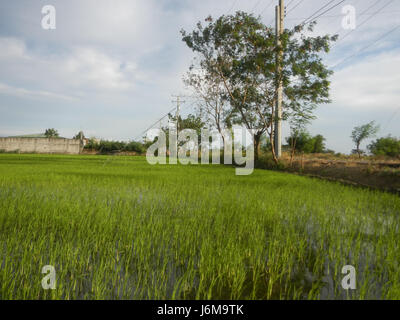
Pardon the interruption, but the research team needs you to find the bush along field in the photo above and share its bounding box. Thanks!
[0,154,399,300]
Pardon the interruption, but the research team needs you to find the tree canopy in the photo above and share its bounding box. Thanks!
[181,11,337,162]
[286,131,326,154]
[44,128,59,138]
[368,136,400,158]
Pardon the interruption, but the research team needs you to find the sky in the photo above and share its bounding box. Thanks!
[0,0,399,153]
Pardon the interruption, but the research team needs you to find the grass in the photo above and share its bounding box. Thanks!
[0,154,399,300]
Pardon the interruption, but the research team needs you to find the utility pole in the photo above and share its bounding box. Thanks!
[172,95,185,133]
[274,0,284,159]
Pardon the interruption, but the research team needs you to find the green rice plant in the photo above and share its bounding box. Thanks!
[0,154,399,299]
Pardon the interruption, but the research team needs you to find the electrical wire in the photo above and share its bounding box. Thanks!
[300,0,338,25]
[228,0,239,14]
[330,24,400,69]
[134,106,178,141]
[261,0,275,18]
[286,0,306,16]
[302,0,347,25]
[252,0,263,12]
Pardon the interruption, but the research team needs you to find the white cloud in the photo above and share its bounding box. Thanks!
[0,82,75,101]
[331,49,400,111]
[63,47,135,90]
[0,37,28,59]
[0,37,138,96]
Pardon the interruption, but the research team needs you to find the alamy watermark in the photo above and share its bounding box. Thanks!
[341,265,356,290]
[341,5,356,30]
[41,265,56,290]
[146,127,254,176]
[41,5,56,30]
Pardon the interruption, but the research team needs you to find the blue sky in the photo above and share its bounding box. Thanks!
[0,0,399,153]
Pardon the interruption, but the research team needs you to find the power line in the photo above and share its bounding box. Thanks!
[133,95,199,141]
[382,106,400,133]
[261,0,275,16]
[300,0,338,25]
[286,0,368,20]
[286,0,296,7]
[330,24,400,69]
[252,0,263,12]
[302,0,347,25]
[133,106,177,141]
[382,107,400,132]
[285,10,400,21]
[286,0,306,16]
[228,0,239,13]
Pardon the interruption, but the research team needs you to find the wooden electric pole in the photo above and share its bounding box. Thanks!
[274,0,284,159]
[172,95,185,133]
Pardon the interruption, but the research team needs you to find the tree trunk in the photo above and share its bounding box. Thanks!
[290,137,297,167]
[301,151,304,171]
[219,128,225,163]
[253,134,261,163]
[218,125,225,150]
[269,132,279,165]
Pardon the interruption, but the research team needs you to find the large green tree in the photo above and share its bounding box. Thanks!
[181,11,337,162]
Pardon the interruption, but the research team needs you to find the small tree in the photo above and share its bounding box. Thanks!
[286,132,326,153]
[351,121,379,158]
[312,134,326,153]
[163,113,206,150]
[44,128,59,138]
[287,108,315,165]
[73,131,85,140]
[183,68,230,146]
[286,131,314,154]
[84,138,99,150]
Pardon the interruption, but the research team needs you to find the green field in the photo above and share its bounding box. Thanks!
[0,154,399,299]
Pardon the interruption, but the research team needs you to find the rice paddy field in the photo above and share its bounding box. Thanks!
[0,154,399,300]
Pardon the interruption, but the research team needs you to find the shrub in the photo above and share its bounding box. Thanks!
[368,136,400,158]
[255,153,287,170]
[286,131,326,154]
[84,139,146,154]
[84,138,99,150]
[125,141,145,153]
